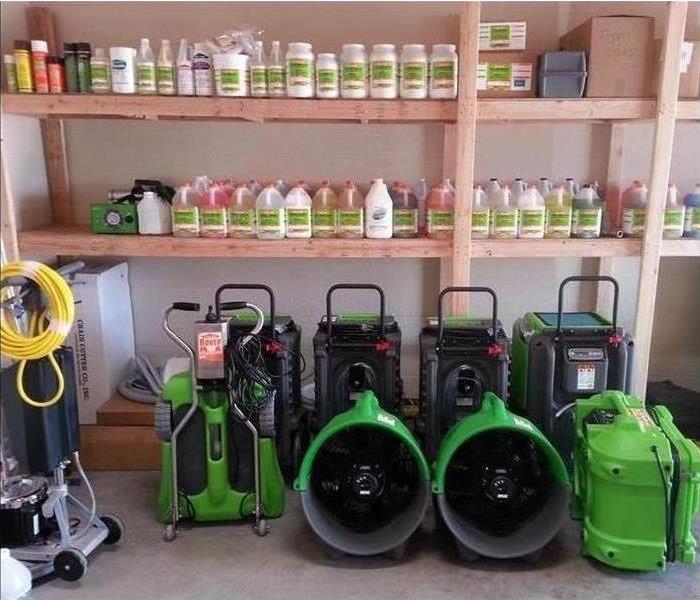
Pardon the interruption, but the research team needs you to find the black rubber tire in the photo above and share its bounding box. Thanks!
[100,514,125,545]
[54,548,88,581]
[154,400,172,442]
[455,540,480,563]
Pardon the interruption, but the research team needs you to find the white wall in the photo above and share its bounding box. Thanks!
[2,2,699,394]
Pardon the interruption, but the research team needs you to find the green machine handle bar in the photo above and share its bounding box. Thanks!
[437,286,498,348]
[557,275,619,334]
[215,283,276,339]
[326,283,386,343]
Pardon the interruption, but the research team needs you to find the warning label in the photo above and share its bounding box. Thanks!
[577,364,596,391]
[197,332,224,364]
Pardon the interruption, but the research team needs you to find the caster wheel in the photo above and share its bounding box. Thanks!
[455,541,480,563]
[163,524,176,542]
[100,514,125,545]
[255,519,268,537]
[385,542,407,561]
[54,548,88,582]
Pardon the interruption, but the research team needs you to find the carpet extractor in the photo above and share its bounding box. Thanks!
[573,390,700,571]
[419,287,509,461]
[156,290,285,540]
[511,275,634,469]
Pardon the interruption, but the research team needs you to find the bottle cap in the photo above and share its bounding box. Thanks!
[75,42,91,52]
[14,40,31,51]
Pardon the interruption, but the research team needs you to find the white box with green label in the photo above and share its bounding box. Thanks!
[477,52,536,97]
[479,22,527,51]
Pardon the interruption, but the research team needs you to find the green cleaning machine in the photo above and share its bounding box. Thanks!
[573,391,700,571]
[511,276,634,469]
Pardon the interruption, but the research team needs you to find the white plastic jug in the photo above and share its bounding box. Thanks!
[516,186,545,239]
[138,191,172,234]
[1,549,32,600]
[365,178,393,238]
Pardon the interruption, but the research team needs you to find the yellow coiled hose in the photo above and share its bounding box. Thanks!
[1,260,75,407]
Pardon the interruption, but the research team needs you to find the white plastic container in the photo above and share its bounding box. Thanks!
[110,46,137,94]
[400,44,428,99]
[544,186,572,239]
[171,183,201,237]
[490,185,518,239]
[1,548,32,600]
[340,43,368,99]
[267,40,286,97]
[284,182,312,238]
[137,37,156,95]
[250,41,267,97]
[157,39,175,95]
[517,186,546,239]
[472,186,490,239]
[365,178,393,238]
[663,183,685,239]
[138,191,172,234]
[256,184,286,239]
[572,185,602,239]
[286,42,314,98]
[228,184,257,238]
[429,43,458,99]
[214,52,249,97]
[316,53,339,98]
[370,44,398,99]
[177,38,194,96]
[192,42,214,96]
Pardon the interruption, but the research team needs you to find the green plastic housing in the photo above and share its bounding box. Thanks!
[573,390,700,571]
[157,372,286,523]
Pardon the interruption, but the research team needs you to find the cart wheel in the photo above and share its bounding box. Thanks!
[163,524,176,542]
[54,548,88,581]
[100,514,125,545]
[255,519,268,537]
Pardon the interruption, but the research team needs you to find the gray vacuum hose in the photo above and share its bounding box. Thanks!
[118,356,164,404]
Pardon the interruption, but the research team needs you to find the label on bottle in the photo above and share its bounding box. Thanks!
[228,209,256,234]
[492,210,518,237]
[545,208,572,237]
[519,209,545,237]
[312,209,337,233]
[430,60,456,90]
[251,66,267,94]
[572,208,601,236]
[172,208,200,235]
[193,53,213,95]
[267,66,285,94]
[287,59,312,86]
[200,209,227,236]
[219,69,241,93]
[684,207,700,233]
[427,210,454,233]
[137,63,156,92]
[317,68,338,92]
[257,208,284,234]
[622,208,646,236]
[393,209,418,233]
[91,63,109,90]
[341,61,366,91]
[402,61,427,89]
[178,64,194,95]
[286,207,311,233]
[471,209,490,236]
[157,65,175,93]
[338,209,363,234]
[663,208,685,234]
[371,61,396,88]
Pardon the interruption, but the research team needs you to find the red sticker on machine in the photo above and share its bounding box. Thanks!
[197,332,224,363]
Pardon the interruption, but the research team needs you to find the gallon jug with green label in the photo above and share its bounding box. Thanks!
[517,186,545,239]
[471,185,490,239]
[663,183,685,239]
[337,180,365,238]
[544,186,572,239]
[256,183,286,239]
[390,181,419,238]
[572,185,602,239]
[228,184,256,238]
[426,183,454,239]
[312,180,338,238]
[489,185,518,239]
[622,181,648,238]
[200,183,228,237]
[285,181,312,238]
[683,183,700,239]
[365,178,393,239]
[171,182,201,237]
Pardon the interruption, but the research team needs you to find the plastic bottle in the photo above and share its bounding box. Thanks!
[76,43,92,93]
[443,178,456,197]
[400,44,428,99]
[337,180,365,238]
[192,42,214,96]
[138,191,172,235]
[90,47,110,93]
[31,39,49,93]
[156,40,175,95]
[267,40,285,97]
[250,40,267,97]
[248,179,263,196]
[471,185,490,239]
[517,186,546,239]
[256,184,286,239]
[274,179,289,197]
[14,40,33,93]
[429,43,458,99]
[214,52,249,96]
[199,183,228,237]
[136,38,156,95]
[571,185,602,239]
[171,183,201,237]
[663,183,685,240]
[544,186,572,238]
[284,182,312,238]
[683,183,700,239]
[390,182,419,238]
[340,43,368,99]
[564,177,579,196]
[370,44,397,99]
[1,548,32,600]
[364,178,393,238]
[110,46,136,93]
[286,42,314,98]
[47,56,65,93]
[228,184,257,238]
[512,178,527,203]
[485,178,501,198]
[490,186,518,239]
[312,181,338,238]
[4,54,18,92]
[177,39,194,96]
[414,178,429,234]
[537,177,553,198]
[316,53,339,99]
[425,183,454,239]
[63,42,79,92]
[622,180,648,238]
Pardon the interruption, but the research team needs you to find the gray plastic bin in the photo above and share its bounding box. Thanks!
[538,51,587,98]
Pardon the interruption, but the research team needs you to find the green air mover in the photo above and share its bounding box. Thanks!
[420,286,509,461]
[573,390,700,571]
[294,390,430,559]
[511,275,633,470]
[432,393,570,562]
[155,299,285,541]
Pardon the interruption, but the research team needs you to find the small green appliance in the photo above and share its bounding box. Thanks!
[573,390,700,571]
[511,275,634,469]
[432,393,570,562]
[90,203,138,234]
[294,390,430,559]
[155,297,285,541]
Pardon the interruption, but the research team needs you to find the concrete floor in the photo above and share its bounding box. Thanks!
[32,471,699,600]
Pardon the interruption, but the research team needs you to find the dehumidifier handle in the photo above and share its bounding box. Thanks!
[220,301,265,344]
[214,284,275,337]
[556,276,619,334]
[437,286,498,346]
[326,283,386,341]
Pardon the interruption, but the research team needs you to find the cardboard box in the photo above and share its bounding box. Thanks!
[67,262,135,423]
[651,40,700,98]
[479,22,527,51]
[560,16,654,97]
[477,51,538,97]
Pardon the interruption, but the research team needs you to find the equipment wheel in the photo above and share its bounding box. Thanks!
[255,519,268,537]
[154,400,172,442]
[100,514,125,545]
[54,548,88,581]
[163,524,176,542]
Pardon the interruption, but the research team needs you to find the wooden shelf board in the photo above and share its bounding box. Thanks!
[97,394,154,426]
[478,98,657,122]
[472,237,642,258]
[659,239,700,257]
[676,100,700,120]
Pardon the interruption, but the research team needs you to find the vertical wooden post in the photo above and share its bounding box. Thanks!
[1,148,20,262]
[26,6,73,227]
[450,1,480,315]
[440,124,457,292]
[631,1,687,398]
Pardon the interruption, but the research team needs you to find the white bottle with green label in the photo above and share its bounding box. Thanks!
[250,41,267,97]
[286,42,314,98]
[200,184,228,238]
[663,183,685,239]
[137,38,156,95]
[471,186,490,239]
[370,44,397,99]
[256,184,285,239]
[537,177,553,198]
[284,182,312,238]
[90,47,111,93]
[544,186,572,239]
[138,191,172,235]
[365,178,393,239]
[312,181,338,238]
[512,178,527,203]
[171,183,200,237]
[390,182,418,238]
[337,180,364,238]
[340,43,367,99]
[622,181,648,238]
[400,44,428,99]
[429,44,458,99]
[572,186,602,239]
[228,184,257,239]
[517,186,545,239]
[316,53,339,99]
[489,185,518,239]
[157,39,175,95]
[267,41,286,97]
